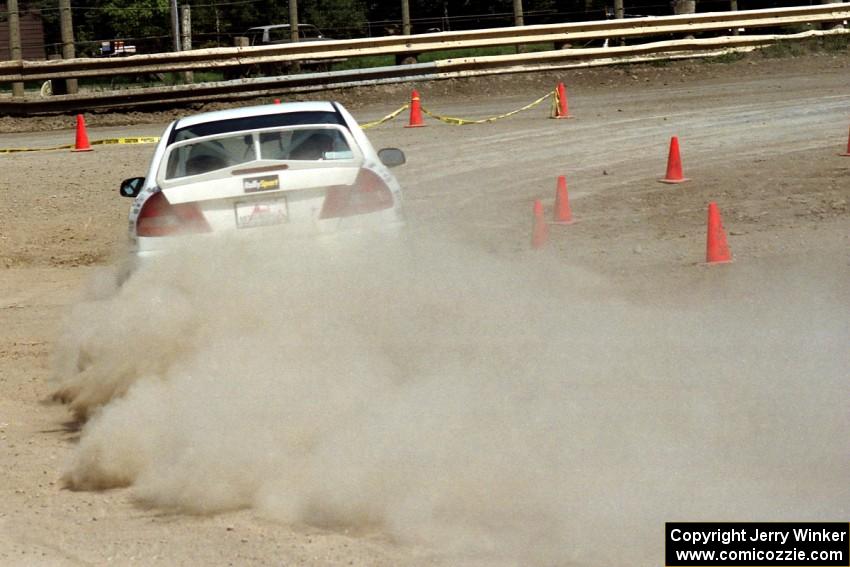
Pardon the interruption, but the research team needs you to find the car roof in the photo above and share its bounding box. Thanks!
[247,24,318,31]
[173,101,339,130]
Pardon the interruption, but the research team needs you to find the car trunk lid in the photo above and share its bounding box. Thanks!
[161,162,361,205]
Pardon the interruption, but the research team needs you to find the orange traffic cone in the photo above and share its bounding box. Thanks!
[659,136,688,184]
[405,89,426,128]
[705,202,732,264]
[72,114,92,152]
[552,175,574,224]
[840,125,850,157]
[551,82,572,119]
[532,199,549,249]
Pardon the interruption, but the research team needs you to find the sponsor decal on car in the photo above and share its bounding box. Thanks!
[244,175,280,193]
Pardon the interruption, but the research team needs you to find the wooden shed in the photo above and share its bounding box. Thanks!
[0,3,46,60]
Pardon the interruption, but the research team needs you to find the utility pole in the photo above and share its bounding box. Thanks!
[614,0,625,45]
[181,5,193,83]
[512,0,524,26]
[170,0,181,51]
[730,0,738,35]
[289,0,299,42]
[672,0,696,39]
[59,0,78,94]
[289,0,300,73]
[672,0,696,16]
[401,0,411,35]
[820,0,841,29]
[8,0,24,96]
[513,0,524,53]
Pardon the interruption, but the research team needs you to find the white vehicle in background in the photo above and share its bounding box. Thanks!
[119,101,406,258]
[244,24,330,45]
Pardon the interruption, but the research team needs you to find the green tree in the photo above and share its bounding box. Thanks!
[97,0,171,38]
[302,0,368,37]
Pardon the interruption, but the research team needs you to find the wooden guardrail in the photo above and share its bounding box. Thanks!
[0,4,848,114]
[2,3,849,82]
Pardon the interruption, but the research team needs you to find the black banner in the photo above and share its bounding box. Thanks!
[666,522,849,566]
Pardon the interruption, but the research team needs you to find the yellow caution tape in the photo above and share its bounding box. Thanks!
[360,104,409,130]
[92,136,160,146]
[2,89,561,155]
[0,136,160,155]
[551,86,572,118]
[420,91,555,126]
[0,144,74,154]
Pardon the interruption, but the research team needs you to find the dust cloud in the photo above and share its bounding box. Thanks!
[52,233,849,566]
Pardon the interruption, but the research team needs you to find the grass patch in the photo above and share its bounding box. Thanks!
[193,71,226,82]
[820,33,850,52]
[418,43,554,62]
[759,33,849,59]
[331,55,395,71]
[759,40,807,59]
[710,51,747,64]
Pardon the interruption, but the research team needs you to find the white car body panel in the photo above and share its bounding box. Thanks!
[161,165,362,205]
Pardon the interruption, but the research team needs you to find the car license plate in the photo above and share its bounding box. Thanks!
[234,198,288,229]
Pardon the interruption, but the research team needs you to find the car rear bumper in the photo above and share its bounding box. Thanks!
[130,215,406,263]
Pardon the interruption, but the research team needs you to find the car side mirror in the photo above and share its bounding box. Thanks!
[378,148,406,168]
[119,177,145,198]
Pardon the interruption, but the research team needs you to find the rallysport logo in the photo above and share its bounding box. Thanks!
[244,175,280,193]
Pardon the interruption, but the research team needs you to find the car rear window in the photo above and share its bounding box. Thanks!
[164,126,356,179]
[171,111,346,144]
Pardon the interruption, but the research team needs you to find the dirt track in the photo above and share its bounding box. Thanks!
[1,48,849,566]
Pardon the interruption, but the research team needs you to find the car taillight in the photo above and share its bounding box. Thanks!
[136,191,211,237]
[319,169,395,219]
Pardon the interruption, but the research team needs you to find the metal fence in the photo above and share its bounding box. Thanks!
[1,3,848,115]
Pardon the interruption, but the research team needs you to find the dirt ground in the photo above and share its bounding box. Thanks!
[1,45,848,566]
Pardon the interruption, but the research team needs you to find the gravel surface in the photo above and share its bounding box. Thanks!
[1,46,848,566]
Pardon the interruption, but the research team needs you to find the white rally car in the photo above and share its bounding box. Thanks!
[119,101,406,258]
